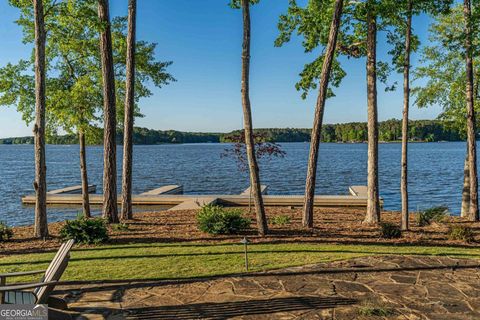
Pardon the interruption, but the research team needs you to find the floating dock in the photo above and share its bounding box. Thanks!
[139,185,183,196]
[22,184,382,209]
[47,185,96,195]
[348,185,367,197]
[240,185,268,195]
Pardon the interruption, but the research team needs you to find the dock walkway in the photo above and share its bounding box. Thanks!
[140,185,183,196]
[47,185,96,195]
[240,185,268,195]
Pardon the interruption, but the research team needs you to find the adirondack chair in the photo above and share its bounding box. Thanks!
[0,239,74,306]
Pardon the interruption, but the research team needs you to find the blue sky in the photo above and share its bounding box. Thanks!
[0,0,443,138]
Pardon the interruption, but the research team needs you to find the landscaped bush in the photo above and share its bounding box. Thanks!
[60,217,109,245]
[380,222,402,239]
[271,215,291,226]
[197,205,250,234]
[0,221,13,241]
[448,225,475,243]
[111,222,129,232]
[417,206,449,226]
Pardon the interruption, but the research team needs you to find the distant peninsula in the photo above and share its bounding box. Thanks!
[0,119,464,145]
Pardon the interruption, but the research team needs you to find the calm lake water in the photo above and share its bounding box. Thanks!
[0,142,469,226]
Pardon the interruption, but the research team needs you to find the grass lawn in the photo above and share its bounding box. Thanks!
[1,242,479,282]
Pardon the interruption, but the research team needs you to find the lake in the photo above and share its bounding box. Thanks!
[0,142,468,226]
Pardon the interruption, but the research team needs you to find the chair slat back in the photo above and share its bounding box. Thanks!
[34,239,74,303]
[41,241,67,281]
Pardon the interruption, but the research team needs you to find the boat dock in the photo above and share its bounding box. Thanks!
[21,184,383,209]
[47,185,96,195]
[240,185,268,195]
[139,185,183,195]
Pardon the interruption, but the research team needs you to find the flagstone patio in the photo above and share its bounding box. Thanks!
[58,255,480,319]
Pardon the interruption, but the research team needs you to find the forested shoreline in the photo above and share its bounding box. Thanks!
[0,119,464,145]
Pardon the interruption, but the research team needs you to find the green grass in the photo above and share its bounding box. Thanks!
[358,305,395,317]
[1,242,479,282]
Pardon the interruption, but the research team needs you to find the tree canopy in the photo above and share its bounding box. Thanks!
[412,4,480,135]
[0,0,174,139]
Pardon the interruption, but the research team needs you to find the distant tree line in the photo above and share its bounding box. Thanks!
[223,119,464,143]
[0,119,466,145]
[0,127,221,145]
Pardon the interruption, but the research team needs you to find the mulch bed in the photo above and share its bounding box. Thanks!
[1,207,479,256]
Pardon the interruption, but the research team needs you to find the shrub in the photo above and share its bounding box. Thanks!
[380,222,402,239]
[0,221,13,241]
[417,206,449,226]
[197,205,250,234]
[358,300,395,317]
[60,217,109,245]
[111,223,129,232]
[271,215,291,226]
[448,225,475,243]
[358,305,395,317]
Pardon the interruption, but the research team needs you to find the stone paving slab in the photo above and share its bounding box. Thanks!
[59,255,480,319]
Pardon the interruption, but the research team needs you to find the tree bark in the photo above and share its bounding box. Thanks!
[121,0,137,221]
[241,0,268,236]
[79,130,91,218]
[464,0,479,221]
[461,148,470,217]
[303,0,344,228]
[249,183,253,213]
[98,0,119,223]
[401,0,412,231]
[364,0,380,224]
[33,0,48,238]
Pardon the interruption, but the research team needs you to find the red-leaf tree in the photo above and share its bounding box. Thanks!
[222,132,286,212]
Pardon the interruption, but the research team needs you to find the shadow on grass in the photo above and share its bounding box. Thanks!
[3,223,480,256]
[71,296,357,319]
[2,247,480,268]
[51,259,480,297]
[2,241,480,269]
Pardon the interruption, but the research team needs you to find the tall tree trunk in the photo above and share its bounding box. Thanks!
[303,0,344,228]
[401,0,412,231]
[121,0,137,220]
[79,129,91,218]
[33,0,48,238]
[241,0,268,236]
[465,69,480,217]
[461,148,470,217]
[98,0,119,223]
[364,0,380,224]
[249,183,253,213]
[464,0,479,221]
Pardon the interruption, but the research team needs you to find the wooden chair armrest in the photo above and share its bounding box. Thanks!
[0,270,45,279]
[0,281,58,292]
